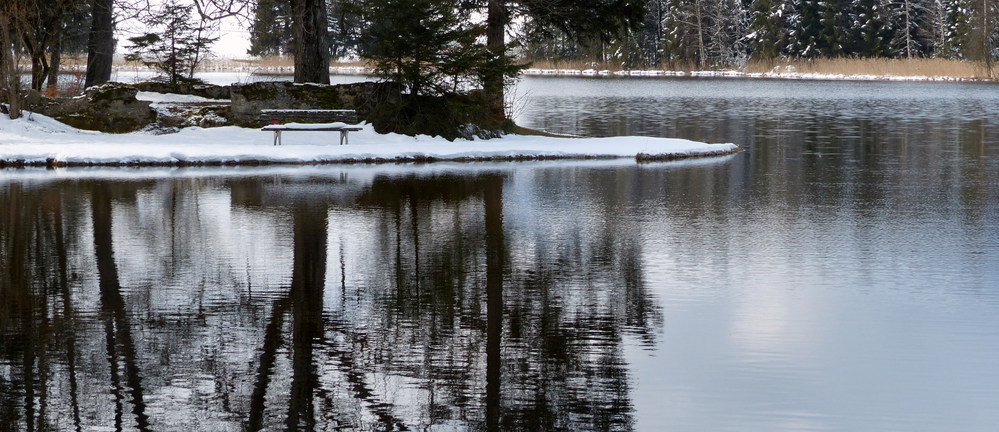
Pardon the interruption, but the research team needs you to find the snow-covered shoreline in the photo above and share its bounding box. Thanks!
[0,113,740,168]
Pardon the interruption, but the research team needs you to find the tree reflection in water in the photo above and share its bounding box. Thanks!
[0,171,659,431]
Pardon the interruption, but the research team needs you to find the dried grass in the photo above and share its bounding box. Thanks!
[743,58,985,79]
[528,56,988,79]
[525,59,625,72]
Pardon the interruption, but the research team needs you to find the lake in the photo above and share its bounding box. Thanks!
[2,77,998,431]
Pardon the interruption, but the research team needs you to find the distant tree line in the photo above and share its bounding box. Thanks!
[248,0,999,71]
[527,0,999,69]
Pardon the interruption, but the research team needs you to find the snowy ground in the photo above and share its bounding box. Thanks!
[0,110,740,167]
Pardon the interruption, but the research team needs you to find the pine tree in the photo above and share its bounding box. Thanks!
[887,0,935,58]
[484,0,645,110]
[747,0,789,61]
[359,0,520,96]
[850,0,894,57]
[327,0,362,58]
[125,1,218,85]
[656,0,702,67]
[817,0,849,56]
[706,0,749,66]
[248,0,292,56]
[641,0,668,66]
[967,0,999,75]
[939,0,973,57]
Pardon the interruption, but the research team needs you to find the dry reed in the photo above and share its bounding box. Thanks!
[743,57,987,79]
[528,57,989,79]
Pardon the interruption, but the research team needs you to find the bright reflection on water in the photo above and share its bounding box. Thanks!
[2,78,999,431]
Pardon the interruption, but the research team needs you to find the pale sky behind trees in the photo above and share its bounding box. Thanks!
[117,0,252,59]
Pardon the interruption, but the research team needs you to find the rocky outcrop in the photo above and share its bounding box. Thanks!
[34,83,156,133]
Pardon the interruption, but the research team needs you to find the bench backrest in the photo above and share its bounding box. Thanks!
[260,109,358,124]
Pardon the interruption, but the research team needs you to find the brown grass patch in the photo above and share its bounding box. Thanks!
[744,58,985,79]
[527,57,989,79]
[525,59,625,72]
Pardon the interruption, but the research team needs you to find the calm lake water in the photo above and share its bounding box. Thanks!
[2,77,999,431]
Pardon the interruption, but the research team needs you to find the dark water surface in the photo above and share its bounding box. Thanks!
[3,78,999,431]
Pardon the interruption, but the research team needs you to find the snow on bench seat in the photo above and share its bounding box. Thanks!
[261,122,364,146]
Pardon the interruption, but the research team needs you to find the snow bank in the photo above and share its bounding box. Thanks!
[136,92,230,104]
[0,112,740,167]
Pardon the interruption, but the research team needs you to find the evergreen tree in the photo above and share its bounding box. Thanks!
[888,0,935,58]
[817,0,850,55]
[248,0,292,56]
[785,0,848,57]
[125,1,218,85]
[60,1,92,54]
[747,0,789,61]
[850,0,895,57]
[966,0,999,74]
[641,0,668,66]
[706,0,749,66]
[658,0,702,67]
[328,0,363,58]
[359,0,520,96]
[939,0,973,57]
[483,0,645,110]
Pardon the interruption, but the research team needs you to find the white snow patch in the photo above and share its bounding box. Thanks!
[136,92,230,104]
[0,112,739,166]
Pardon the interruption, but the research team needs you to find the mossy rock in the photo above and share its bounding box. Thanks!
[36,82,156,133]
[189,106,231,128]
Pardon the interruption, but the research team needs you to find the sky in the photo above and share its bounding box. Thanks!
[213,18,252,58]
[117,2,253,60]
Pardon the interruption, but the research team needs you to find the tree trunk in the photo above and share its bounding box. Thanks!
[904,0,913,59]
[485,0,508,114]
[48,29,63,91]
[85,0,114,89]
[30,49,50,91]
[695,0,706,69]
[985,0,994,77]
[0,16,22,120]
[290,0,330,84]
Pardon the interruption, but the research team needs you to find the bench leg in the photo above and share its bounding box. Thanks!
[273,130,281,146]
[340,130,349,145]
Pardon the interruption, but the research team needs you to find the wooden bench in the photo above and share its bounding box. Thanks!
[259,109,359,124]
[258,109,362,145]
[262,123,364,146]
